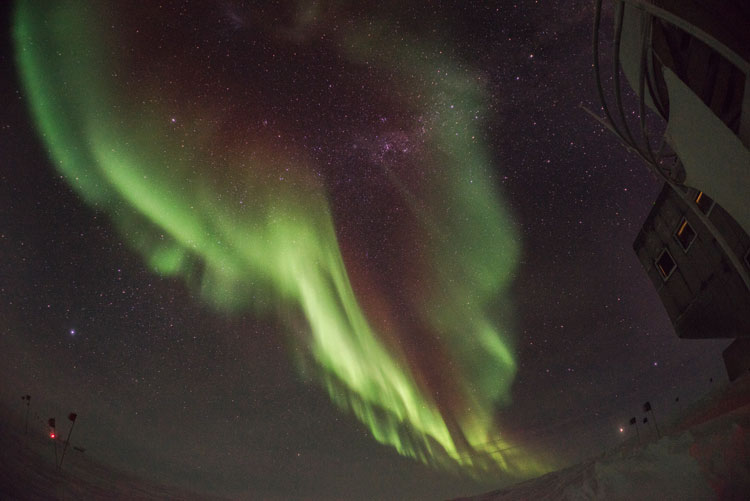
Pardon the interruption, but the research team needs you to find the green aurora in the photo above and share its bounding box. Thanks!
[13,0,549,477]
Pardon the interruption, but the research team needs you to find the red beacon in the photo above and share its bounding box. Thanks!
[48,417,56,439]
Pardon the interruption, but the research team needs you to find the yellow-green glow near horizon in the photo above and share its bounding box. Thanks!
[14,0,549,477]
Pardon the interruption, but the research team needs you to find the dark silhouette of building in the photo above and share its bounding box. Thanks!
[592,0,750,380]
[634,185,750,337]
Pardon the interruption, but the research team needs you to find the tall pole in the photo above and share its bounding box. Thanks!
[634,421,641,444]
[48,418,57,467]
[24,396,31,436]
[650,408,661,439]
[22,395,31,449]
[59,415,77,470]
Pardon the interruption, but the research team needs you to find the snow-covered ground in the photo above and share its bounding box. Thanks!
[458,375,750,500]
[2,376,748,499]
[0,404,222,500]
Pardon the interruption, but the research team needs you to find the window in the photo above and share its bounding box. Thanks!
[674,217,696,251]
[694,191,714,215]
[656,249,676,280]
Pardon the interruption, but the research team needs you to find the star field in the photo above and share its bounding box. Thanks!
[0,1,730,499]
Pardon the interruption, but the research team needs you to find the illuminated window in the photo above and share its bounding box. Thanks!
[674,217,696,251]
[694,191,714,215]
[656,249,676,280]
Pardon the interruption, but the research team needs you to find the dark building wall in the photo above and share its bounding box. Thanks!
[646,0,748,133]
[723,338,750,382]
[633,184,750,339]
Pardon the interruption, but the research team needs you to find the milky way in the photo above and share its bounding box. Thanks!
[14,0,549,476]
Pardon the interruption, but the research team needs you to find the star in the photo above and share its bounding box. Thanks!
[4,1,733,498]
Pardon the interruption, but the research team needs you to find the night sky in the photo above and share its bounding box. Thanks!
[0,1,731,499]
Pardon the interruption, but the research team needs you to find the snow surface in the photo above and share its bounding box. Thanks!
[457,376,750,500]
[0,404,223,500]
[2,376,748,499]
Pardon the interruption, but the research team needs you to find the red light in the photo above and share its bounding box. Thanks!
[50,432,56,439]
